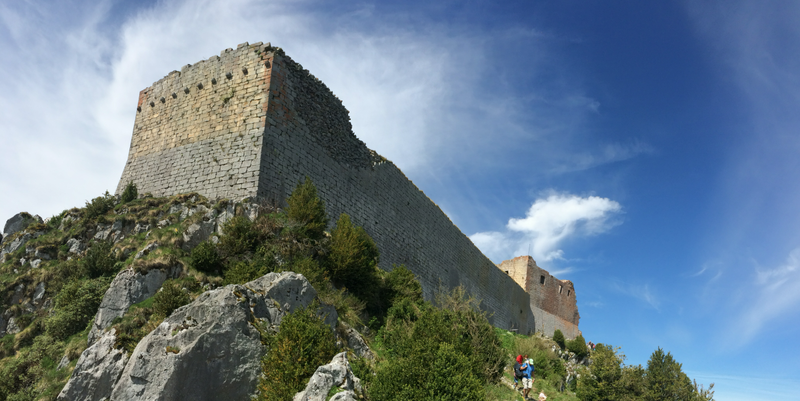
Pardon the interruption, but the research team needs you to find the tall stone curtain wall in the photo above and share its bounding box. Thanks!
[116,42,536,333]
[498,256,580,338]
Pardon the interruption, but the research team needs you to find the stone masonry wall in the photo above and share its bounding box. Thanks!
[499,256,580,338]
[116,43,272,199]
[117,42,536,333]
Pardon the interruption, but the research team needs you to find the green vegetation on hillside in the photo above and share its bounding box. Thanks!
[0,178,715,401]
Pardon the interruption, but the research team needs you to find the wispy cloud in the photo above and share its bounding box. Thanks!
[611,281,661,310]
[470,191,622,265]
[550,140,654,174]
[727,248,800,346]
[0,0,602,225]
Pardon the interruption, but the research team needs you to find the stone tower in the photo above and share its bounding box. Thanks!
[116,42,537,333]
[498,256,580,338]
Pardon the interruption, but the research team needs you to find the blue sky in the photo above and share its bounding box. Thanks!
[1,1,799,399]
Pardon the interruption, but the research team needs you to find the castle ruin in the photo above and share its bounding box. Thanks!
[498,256,580,338]
[117,42,579,336]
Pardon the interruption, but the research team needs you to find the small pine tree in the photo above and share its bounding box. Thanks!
[567,334,590,359]
[121,181,138,203]
[285,177,328,240]
[645,348,694,401]
[257,303,337,401]
[152,280,191,318]
[84,241,118,278]
[190,241,222,274]
[326,213,379,294]
[553,329,566,350]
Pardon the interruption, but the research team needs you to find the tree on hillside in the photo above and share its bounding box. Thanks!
[326,213,379,296]
[645,348,695,401]
[577,344,623,401]
[286,177,328,240]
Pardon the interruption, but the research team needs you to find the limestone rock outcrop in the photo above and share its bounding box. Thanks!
[88,264,183,344]
[339,322,373,360]
[62,272,336,401]
[57,329,129,401]
[293,352,362,401]
[2,212,41,239]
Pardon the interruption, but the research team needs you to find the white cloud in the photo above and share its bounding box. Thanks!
[550,140,654,174]
[729,248,800,346]
[470,191,622,265]
[611,281,660,310]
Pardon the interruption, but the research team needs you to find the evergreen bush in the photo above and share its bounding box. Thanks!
[326,213,379,296]
[553,328,566,350]
[257,303,337,401]
[378,286,506,386]
[120,181,138,203]
[645,348,694,401]
[45,277,110,340]
[84,241,118,278]
[383,264,423,305]
[84,192,116,220]
[222,258,273,285]
[370,342,485,401]
[189,241,222,274]
[152,280,191,318]
[567,333,589,359]
[218,216,259,258]
[285,177,328,240]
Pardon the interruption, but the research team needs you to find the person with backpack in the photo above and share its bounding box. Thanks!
[521,358,535,399]
[513,355,524,390]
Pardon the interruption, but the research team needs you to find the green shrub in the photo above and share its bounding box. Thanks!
[285,177,328,240]
[120,181,138,203]
[257,303,337,401]
[84,192,115,219]
[46,277,110,340]
[282,257,325,287]
[84,241,118,278]
[383,264,423,305]
[223,258,273,285]
[645,348,694,401]
[370,342,485,401]
[189,241,222,274]
[553,329,566,350]
[567,334,589,359]
[326,213,379,296]
[152,280,191,318]
[379,287,506,386]
[218,216,258,258]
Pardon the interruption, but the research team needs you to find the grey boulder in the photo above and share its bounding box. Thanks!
[339,322,373,360]
[293,352,362,401]
[108,272,336,401]
[88,265,183,344]
[181,220,216,251]
[57,329,129,401]
[1,232,33,260]
[3,212,40,238]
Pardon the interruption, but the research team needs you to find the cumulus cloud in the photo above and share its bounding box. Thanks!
[470,192,622,265]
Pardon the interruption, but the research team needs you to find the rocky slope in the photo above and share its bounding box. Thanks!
[0,193,370,401]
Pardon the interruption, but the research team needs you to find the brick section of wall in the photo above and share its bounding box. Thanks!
[498,256,580,338]
[116,42,537,333]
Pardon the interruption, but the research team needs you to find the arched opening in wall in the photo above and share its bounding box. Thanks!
[567,290,571,297]
[558,285,563,294]
[540,275,545,285]
[505,270,509,275]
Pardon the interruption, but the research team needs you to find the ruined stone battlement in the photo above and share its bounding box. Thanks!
[498,256,580,338]
[117,42,538,333]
